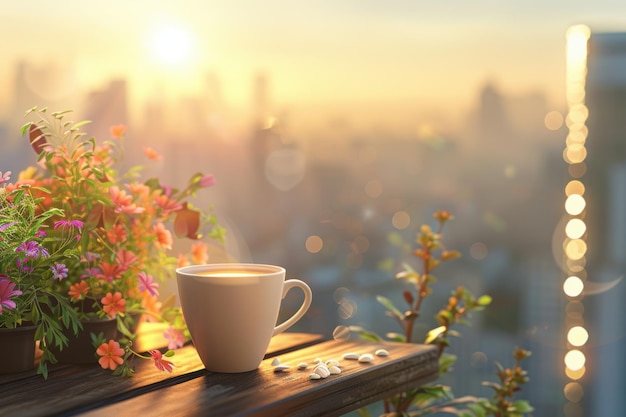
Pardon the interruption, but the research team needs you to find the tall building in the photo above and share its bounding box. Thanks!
[584,30,626,417]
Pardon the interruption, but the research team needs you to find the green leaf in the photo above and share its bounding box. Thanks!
[511,400,534,413]
[425,325,446,344]
[477,295,492,306]
[376,295,404,322]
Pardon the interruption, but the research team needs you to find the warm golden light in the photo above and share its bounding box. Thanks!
[563,276,584,297]
[568,326,589,347]
[565,365,586,380]
[564,382,584,403]
[392,211,411,230]
[305,235,324,253]
[565,239,587,260]
[565,219,586,239]
[565,349,586,371]
[565,180,585,196]
[545,110,564,131]
[147,22,196,67]
[565,194,586,215]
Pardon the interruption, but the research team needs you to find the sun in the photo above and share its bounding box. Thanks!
[147,22,196,68]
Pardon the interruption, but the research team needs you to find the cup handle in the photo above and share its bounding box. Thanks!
[272,279,312,336]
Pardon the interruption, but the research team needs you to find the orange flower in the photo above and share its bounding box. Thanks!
[191,241,209,264]
[177,253,190,268]
[68,281,90,300]
[96,340,125,370]
[106,224,128,244]
[109,186,145,214]
[154,193,182,216]
[142,146,163,161]
[116,249,138,271]
[110,124,127,139]
[97,262,124,282]
[140,291,162,323]
[102,292,126,317]
[154,222,173,250]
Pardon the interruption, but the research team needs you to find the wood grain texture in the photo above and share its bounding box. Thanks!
[0,332,324,417]
[79,339,439,417]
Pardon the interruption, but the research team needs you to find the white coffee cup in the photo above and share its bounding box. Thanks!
[175,263,313,373]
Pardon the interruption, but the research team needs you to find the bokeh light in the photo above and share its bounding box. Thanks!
[567,326,589,347]
[305,235,324,253]
[565,219,586,239]
[545,110,564,130]
[563,276,584,297]
[392,210,411,230]
[564,349,586,371]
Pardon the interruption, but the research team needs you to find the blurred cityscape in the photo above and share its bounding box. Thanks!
[1,29,624,416]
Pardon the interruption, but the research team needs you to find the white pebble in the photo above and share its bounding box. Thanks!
[309,373,322,380]
[325,359,340,367]
[313,364,330,378]
[375,349,389,357]
[329,365,342,375]
[313,357,323,364]
[342,352,360,360]
[273,365,291,372]
[271,358,281,366]
[297,362,309,370]
[358,353,374,363]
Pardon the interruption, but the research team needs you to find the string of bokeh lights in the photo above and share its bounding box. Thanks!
[562,24,591,417]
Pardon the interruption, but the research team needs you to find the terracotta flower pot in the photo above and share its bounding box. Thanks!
[0,324,38,374]
[51,317,119,365]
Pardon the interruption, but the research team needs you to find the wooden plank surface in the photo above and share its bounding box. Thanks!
[79,339,439,417]
[0,332,324,417]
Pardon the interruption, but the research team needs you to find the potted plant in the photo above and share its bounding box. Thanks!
[10,106,225,376]
[0,177,83,377]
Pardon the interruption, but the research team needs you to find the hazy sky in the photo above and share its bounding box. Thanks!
[2,1,626,131]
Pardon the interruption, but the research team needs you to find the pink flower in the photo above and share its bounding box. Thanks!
[109,186,145,214]
[163,326,185,350]
[199,174,216,188]
[0,171,11,185]
[0,278,22,313]
[138,272,159,297]
[96,340,125,370]
[150,350,174,373]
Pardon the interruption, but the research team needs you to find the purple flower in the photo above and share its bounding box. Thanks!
[16,259,34,273]
[81,252,100,263]
[35,230,47,238]
[0,222,17,232]
[81,267,100,279]
[51,263,69,281]
[138,272,159,297]
[54,220,84,230]
[0,278,22,314]
[16,241,44,259]
[163,326,185,350]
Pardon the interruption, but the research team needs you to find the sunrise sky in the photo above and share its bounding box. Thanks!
[2,1,626,132]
